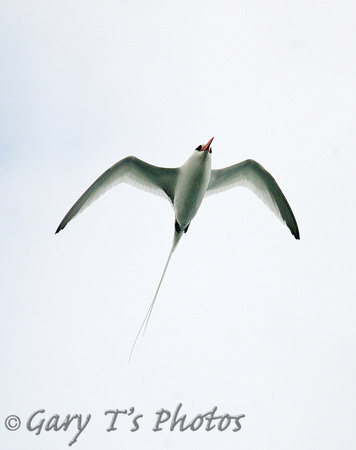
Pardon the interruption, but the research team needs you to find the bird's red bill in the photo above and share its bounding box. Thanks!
[202,137,214,152]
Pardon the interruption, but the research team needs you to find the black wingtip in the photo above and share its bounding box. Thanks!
[55,224,62,234]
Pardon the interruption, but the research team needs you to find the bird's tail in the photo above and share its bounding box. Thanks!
[128,230,183,362]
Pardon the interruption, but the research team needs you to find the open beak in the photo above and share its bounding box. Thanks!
[201,137,214,152]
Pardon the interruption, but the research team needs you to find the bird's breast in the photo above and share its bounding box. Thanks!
[174,153,211,228]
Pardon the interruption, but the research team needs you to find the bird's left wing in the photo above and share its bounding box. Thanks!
[56,156,179,233]
[206,159,299,239]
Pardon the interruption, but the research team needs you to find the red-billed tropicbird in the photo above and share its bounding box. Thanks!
[56,137,299,358]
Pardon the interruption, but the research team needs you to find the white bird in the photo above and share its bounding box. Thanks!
[56,137,299,359]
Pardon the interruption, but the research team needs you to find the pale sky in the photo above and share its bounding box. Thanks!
[1,1,356,448]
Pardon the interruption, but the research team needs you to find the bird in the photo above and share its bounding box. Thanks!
[56,137,299,359]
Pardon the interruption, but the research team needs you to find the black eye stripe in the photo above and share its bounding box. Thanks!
[195,145,202,151]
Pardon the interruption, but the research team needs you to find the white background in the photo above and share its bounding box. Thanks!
[1,1,356,448]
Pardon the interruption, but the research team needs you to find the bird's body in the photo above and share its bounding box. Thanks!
[174,147,211,229]
[56,137,299,358]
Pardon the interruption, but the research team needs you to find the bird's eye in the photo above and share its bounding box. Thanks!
[195,145,202,151]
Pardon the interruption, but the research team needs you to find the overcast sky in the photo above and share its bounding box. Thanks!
[1,1,356,448]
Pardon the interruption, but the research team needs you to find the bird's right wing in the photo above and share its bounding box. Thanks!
[206,159,299,239]
[56,156,179,233]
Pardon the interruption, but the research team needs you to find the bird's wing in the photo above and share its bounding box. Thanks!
[206,159,299,239]
[56,156,179,233]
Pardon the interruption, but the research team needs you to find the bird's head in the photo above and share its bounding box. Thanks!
[195,137,214,154]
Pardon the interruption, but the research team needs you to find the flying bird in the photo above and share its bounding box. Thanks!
[56,137,299,358]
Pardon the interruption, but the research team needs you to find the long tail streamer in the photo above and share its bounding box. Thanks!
[128,231,183,362]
